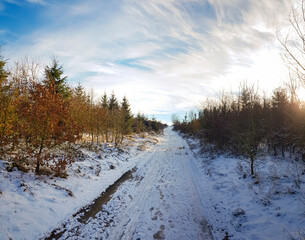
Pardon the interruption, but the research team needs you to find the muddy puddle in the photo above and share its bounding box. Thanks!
[44,167,137,240]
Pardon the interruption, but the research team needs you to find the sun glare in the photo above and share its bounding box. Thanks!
[297,87,305,102]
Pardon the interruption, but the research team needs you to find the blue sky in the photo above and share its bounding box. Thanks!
[0,0,293,124]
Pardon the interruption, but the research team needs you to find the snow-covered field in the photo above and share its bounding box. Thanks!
[187,137,305,240]
[1,127,305,240]
[0,133,159,240]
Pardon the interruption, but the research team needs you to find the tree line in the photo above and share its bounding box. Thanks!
[174,0,305,175]
[173,82,305,175]
[0,54,166,175]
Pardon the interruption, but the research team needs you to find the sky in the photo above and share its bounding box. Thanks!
[0,0,294,123]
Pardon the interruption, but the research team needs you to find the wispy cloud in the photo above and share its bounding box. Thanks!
[3,0,292,122]
[25,0,46,5]
[0,2,4,12]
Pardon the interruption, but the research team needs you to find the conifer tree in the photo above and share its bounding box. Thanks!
[121,96,132,135]
[43,57,69,98]
[151,115,158,132]
[108,91,119,110]
[101,92,108,109]
[101,92,110,142]
[271,88,290,157]
[69,83,87,138]
[0,53,14,150]
[74,83,86,101]
[108,92,119,142]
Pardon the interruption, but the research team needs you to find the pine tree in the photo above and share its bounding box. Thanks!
[0,53,14,150]
[68,83,87,139]
[108,92,119,143]
[74,83,86,102]
[151,115,158,132]
[121,96,132,135]
[101,92,108,109]
[271,88,289,157]
[0,55,9,85]
[108,91,119,110]
[43,57,69,98]
[101,92,110,142]
[133,113,146,133]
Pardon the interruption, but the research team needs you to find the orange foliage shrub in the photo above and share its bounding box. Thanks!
[18,82,79,173]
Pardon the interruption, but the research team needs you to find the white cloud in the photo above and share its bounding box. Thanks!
[25,0,46,5]
[0,3,4,12]
[4,0,294,121]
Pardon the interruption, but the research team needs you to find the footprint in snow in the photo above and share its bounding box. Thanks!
[153,225,165,240]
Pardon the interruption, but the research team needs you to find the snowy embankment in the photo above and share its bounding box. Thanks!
[0,133,159,240]
[187,137,305,240]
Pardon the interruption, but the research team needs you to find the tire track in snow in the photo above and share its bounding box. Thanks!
[57,128,213,240]
[113,150,166,239]
[109,128,213,240]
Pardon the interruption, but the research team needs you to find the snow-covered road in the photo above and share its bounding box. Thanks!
[57,127,213,240]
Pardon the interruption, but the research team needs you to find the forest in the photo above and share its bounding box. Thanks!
[172,81,305,175]
[173,0,305,176]
[0,54,166,176]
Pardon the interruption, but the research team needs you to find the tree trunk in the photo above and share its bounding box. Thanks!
[120,133,124,143]
[96,129,99,145]
[273,145,277,156]
[35,156,41,174]
[36,136,44,174]
[250,155,254,175]
[292,145,295,154]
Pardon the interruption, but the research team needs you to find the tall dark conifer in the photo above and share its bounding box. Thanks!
[108,92,119,110]
[121,96,132,134]
[44,58,69,98]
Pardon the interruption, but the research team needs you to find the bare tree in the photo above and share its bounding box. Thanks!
[284,74,300,104]
[278,0,305,86]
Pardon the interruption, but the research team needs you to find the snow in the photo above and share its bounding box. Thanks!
[1,127,304,240]
[187,137,305,240]
[0,133,159,240]
[51,127,213,240]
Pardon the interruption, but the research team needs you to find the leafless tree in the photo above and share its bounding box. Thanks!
[278,0,305,86]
